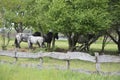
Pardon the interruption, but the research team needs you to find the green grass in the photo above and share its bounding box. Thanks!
[101,62,120,72]
[0,36,118,54]
[56,40,69,49]
[0,64,120,80]
[0,37,120,79]
[90,43,117,52]
[55,40,118,55]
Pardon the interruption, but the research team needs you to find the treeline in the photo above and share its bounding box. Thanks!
[0,0,120,54]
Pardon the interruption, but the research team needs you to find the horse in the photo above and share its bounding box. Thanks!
[14,32,42,48]
[14,31,59,50]
[14,33,32,48]
[27,36,44,49]
[27,31,58,49]
[32,32,41,36]
[43,32,59,50]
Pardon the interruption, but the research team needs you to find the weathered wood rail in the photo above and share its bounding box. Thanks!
[0,50,120,75]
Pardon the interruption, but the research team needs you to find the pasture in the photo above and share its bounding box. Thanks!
[0,35,118,55]
[0,36,120,80]
[0,64,120,80]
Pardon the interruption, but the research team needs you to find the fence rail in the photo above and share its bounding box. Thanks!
[0,50,120,75]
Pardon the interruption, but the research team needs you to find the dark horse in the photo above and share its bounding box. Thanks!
[43,32,59,50]
[32,32,41,36]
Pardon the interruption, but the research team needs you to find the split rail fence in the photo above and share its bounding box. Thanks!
[0,50,120,75]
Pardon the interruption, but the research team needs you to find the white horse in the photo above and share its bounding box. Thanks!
[15,33,32,48]
[28,36,44,49]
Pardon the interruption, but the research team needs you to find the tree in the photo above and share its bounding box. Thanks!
[26,0,59,50]
[0,0,32,49]
[46,0,111,51]
[107,0,120,54]
[0,0,32,33]
[0,8,12,50]
[26,0,52,34]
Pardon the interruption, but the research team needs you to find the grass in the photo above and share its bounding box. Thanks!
[0,36,118,54]
[0,37,120,79]
[0,64,120,80]
[90,43,117,52]
[0,37,120,72]
[101,62,120,72]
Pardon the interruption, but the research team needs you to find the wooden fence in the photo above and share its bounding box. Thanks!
[0,50,120,75]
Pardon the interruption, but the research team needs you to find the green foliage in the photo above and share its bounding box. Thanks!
[0,13,2,27]
[0,0,112,34]
[26,0,52,33]
[45,0,111,34]
[0,0,32,30]
[26,0,111,34]
[109,0,120,27]
[0,0,117,50]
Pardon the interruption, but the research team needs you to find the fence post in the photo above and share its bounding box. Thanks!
[39,57,43,66]
[66,60,70,69]
[14,48,18,63]
[66,56,70,69]
[95,52,101,73]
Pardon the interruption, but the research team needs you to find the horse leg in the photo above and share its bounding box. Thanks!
[15,38,20,48]
[17,42,21,48]
[16,39,21,48]
[28,41,33,49]
[42,42,45,48]
[15,38,18,48]
[47,43,50,50]
[37,42,41,47]
[30,43,33,49]
[18,42,21,48]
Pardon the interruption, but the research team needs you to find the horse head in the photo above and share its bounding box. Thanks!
[54,33,59,39]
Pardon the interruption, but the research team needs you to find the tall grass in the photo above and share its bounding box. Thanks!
[0,64,120,80]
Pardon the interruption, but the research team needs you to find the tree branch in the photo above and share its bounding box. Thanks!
[106,31,118,44]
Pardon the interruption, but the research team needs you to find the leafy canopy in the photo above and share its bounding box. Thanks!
[46,0,111,34]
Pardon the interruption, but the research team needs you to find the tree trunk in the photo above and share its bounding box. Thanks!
[67,33,78,51]
[68,36,73,50]
[1,31,6,50]
[1,28,11,50]
[52,37,55,51]
[117,31,120,55]
[14,22,25,33]
[107,30,120,55]
[100,35,108,54]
